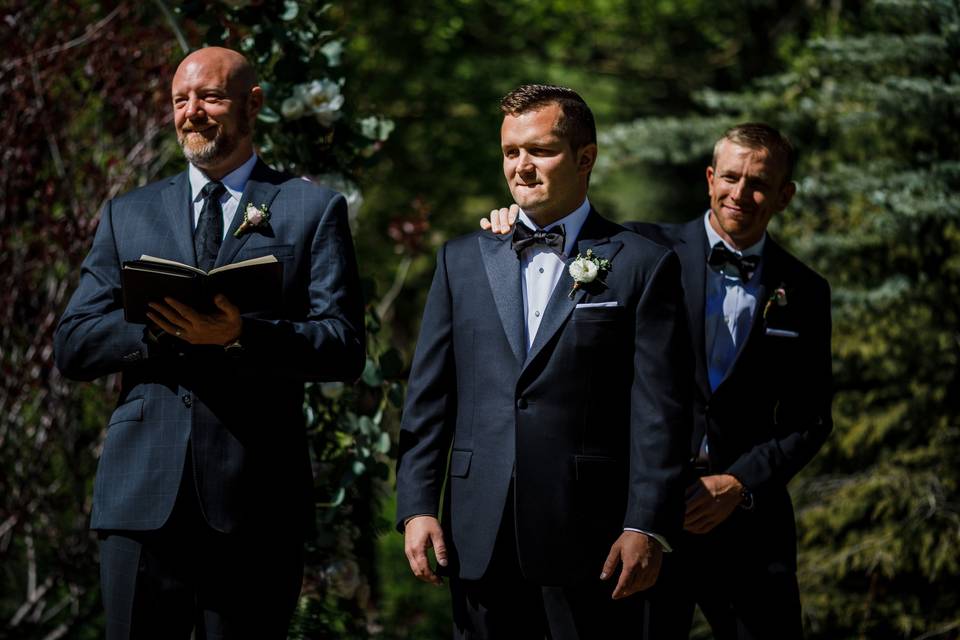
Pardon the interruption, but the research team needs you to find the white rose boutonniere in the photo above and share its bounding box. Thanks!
[568,249,611,299]
[234,203,271,238]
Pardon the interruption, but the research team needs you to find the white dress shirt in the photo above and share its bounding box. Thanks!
[188,153,258,240]
[516,199,591,352]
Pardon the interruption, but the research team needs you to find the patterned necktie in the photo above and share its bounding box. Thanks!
[511,221,566,255]
[194,181,226,272]
[707,241,760,281]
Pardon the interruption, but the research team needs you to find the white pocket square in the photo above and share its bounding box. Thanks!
[576,301,621,308]
[766,328,799,338]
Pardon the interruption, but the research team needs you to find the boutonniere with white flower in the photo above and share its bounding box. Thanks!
[234,203,271,238]
[568,249,611,299]
[763,283,788,320]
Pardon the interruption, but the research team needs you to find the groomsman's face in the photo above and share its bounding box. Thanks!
[501,103,596,226]
[706,140,796,250]
[172,48,263,179]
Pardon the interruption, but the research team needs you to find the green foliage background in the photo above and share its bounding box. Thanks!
[1,0,957,638]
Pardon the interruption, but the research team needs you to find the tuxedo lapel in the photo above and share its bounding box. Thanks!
[676,220,712,400]
[479,233,526,364]
[216,160,282,268]
[719,235,784,387]
[160,172,197,266]
[523,210,623,371]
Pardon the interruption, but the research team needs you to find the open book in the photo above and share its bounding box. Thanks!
[121,254,282,324]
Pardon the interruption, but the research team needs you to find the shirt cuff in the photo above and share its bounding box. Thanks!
[623,528,672,553]
[403,513,435,528]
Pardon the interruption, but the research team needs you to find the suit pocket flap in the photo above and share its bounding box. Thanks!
[449,450,473,478]
[109,398,144,425]
[238,243,294,261]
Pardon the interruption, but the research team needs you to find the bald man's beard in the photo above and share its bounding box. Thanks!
[178,104,251,168]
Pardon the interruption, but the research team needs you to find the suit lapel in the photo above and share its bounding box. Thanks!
[160,172,197,266]
[523,210,623,371]
[479,233,526,364]
[216,160,282,268]
[676,220,712,400]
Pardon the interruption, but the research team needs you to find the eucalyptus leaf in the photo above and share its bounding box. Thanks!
[361,358,383,386]
[358,415,375,436]
[258,105,281,124]
[281,0,299,21]
[376,431,391,454]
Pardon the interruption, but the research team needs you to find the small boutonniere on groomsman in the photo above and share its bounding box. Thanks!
[763,283,788,321]
[234,203,271,237]
[568,249,611,299]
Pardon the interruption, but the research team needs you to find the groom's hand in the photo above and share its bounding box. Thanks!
[404,515,448,586]
[601,530,663,599]
[479,204,519,235]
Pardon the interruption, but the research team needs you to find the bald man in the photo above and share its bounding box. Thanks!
[54,47,364,638]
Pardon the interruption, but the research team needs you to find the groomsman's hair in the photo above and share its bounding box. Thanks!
[500,84,597,154]
[714,123,797,183]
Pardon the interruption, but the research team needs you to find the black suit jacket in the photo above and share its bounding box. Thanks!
[626,216,832,569]
[55,160,365,535]
[396,210,692,586]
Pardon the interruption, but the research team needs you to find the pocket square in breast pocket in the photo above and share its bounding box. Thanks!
[765,327,800,338]
[575,301,621,309]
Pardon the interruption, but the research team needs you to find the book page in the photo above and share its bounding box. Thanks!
[208,254,278,275]
[138,255,206,275]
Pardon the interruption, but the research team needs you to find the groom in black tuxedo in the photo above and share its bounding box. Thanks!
[55,48,364,638]
[396,84,691,638]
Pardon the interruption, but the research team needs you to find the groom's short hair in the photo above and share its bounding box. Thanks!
[500,84,596,154]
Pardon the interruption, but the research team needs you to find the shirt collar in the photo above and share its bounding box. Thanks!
[703,209,765,258]
[189,153,258,203]
[518,197,592,257]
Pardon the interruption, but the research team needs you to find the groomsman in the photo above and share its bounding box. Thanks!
[397,84,692,638]
[484,123,833,639]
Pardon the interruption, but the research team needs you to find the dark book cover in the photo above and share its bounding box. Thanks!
[121,255,282,324]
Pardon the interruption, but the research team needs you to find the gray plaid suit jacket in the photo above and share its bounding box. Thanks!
[55,160,365,534]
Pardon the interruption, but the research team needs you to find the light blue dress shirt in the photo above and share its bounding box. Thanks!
[698,211,766,463]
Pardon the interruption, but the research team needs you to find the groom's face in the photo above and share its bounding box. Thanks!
[501,103,593,224]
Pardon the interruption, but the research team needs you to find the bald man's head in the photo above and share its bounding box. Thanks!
[171,47,263,179]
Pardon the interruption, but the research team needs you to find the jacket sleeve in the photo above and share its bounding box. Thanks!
[54,200,153,381]
[394,243,457,531]
[623,248,694,543]
[726,276,834,498]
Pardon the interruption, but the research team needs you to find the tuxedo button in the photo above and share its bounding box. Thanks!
[182,394,193,408]
[517,398,528,410]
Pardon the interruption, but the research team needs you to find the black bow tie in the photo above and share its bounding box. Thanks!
[708,242,760,281]
[511,221,566,255]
